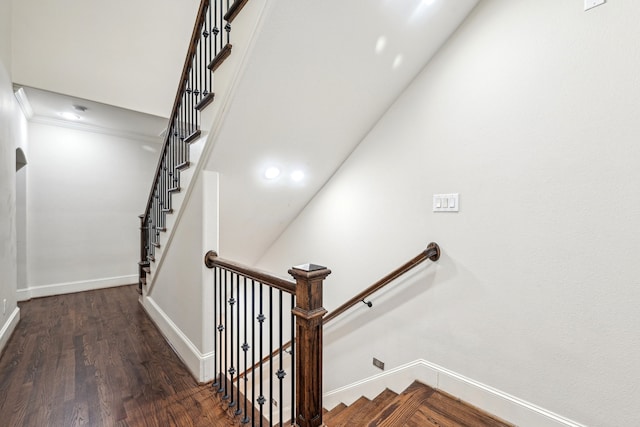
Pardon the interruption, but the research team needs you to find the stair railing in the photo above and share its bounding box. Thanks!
[204,251,331,427]
[139,0,249,291]
[204,243,440,426]
[323,242,440,323]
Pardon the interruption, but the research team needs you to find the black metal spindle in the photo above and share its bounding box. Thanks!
[235,274,241,415]
[223,269,229,399]
[229,272,236,408]
[198,31,203,102]
[217,0,222,53]
[242,276,249,424]
[168,145,173,194]
[258,283,264,427]
[278,290,284,426]
[213,266,219,389]
[208,2,213,95]
[226,0,231,45]
[251,279,256,426]
[186,70,192,137]
[158,168,163,228]
[269,286,273,425]
[290,293,295,424]
[179,99,185,163]
[218,267,225,393]
[170,136,174,182]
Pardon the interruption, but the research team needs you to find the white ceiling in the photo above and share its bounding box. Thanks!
[11,0,200,117]
[207,0,479,264]
[16,85,168,141]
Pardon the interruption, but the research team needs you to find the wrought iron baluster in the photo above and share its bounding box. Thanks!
[235,273,241,415]
[213,266,219,389]
[258,282,265,427]
[223,269,229,399]
[290,293,296,424]
[217,0,222,53]
[225,0,231,45]
[199,28,204,101]
[269,286,273,425]
[278,289,284,426]
[242,276,250,424]
[251,278,256,426]
[217,267,225,394]
[229,272,236,408]
[208,1,213,96]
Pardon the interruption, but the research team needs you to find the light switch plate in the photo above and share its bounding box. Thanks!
[433,193,459,212]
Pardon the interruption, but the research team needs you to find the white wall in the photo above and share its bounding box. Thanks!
[11,0,199,117]
[0,0,23,353]
[256,1,640,426]
[23,122,158,298]
[142,171,219,381]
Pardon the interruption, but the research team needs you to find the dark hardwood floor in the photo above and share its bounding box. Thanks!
[0,285,235,427]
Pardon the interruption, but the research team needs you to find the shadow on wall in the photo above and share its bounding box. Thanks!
[16,147,26,170]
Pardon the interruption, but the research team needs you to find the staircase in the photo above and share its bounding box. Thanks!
[324,381,514,427]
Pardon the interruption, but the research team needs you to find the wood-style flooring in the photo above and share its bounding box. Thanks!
[0,285,236,427]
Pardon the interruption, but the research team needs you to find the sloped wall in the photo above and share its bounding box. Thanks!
[256,1,640,426]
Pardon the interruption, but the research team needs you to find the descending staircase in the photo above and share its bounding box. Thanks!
[324,381,514,427]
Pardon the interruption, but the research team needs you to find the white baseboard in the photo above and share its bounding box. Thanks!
[323,359,586,427]
[0,307,20,355]
[140,295,214,383]
[17,274,137,301]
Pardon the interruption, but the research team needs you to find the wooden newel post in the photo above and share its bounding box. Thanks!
[289,263,331,427]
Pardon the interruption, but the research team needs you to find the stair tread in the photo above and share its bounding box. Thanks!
[357,381,514,427]
[369,388,399,413]
[418,388,514,427]
[403,407,443,427]
[325,396,372,426]
[325,402,347,419]
[367,381,434,427]
[327,402,347,415]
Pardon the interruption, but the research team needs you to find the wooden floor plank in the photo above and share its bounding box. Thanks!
[0,285,234,427]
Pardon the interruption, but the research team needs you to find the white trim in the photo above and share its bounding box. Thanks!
[140,295,214,383]
[14,88,34,119]
[323,359,587,427]
[18,275,137,301]
[29,116,163,144]
[0,307,21,354]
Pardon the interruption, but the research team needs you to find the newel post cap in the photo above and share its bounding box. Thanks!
[289,263,331,315]
[288,263,331,280]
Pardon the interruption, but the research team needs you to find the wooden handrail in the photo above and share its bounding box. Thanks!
[237,242,441,379]
[324,242,440,323]
[143,0,211,219]
[204,250,297,294]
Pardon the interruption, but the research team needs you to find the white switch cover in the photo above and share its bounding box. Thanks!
[433,194,459,212]
[584,0,605,11]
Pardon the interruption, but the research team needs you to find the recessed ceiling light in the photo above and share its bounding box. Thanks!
[291,170,305,182]
[264,166,281,179]
[59,112,81,121]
